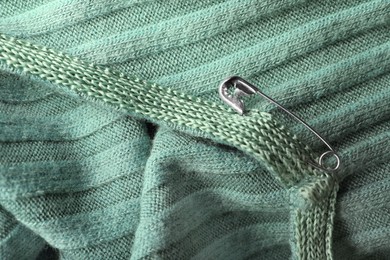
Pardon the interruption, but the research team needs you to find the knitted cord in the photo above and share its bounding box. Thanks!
[0,33,326,188]
[290,178,339,260]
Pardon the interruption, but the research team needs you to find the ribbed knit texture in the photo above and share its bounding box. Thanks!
[0,1,389,259]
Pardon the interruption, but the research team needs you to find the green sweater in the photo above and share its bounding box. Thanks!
[0,0,389,259]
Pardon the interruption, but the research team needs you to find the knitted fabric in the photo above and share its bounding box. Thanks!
[0,1,389,259]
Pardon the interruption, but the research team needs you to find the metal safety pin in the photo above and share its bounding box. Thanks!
[219,76,340,172]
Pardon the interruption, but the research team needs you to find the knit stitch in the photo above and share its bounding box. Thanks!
[0,0,389,259]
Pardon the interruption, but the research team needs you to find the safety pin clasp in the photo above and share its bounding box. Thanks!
[219,76,341,173]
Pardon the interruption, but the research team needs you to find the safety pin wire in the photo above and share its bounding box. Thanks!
[219,76,340,172]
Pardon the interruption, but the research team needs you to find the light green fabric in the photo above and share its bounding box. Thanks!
[0,0,389,259]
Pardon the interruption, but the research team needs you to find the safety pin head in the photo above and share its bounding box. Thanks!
[218,76,258,115]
